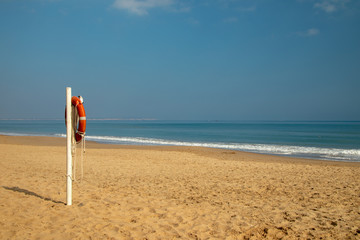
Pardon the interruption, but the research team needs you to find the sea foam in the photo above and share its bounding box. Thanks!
[2,132,359,162]
[84,135,360,162]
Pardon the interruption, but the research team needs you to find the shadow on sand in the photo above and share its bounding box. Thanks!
[3,186,65,205]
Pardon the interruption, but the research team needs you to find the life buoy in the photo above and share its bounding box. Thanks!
[65,96,86,143]
[72,96,86,143]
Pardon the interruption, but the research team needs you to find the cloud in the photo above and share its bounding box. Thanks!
[297,28,320,37]
[58,9,69,16]
[314,1,337,13]
[237,6,256,12]
[307,28,320,36]
[186,17,200,25]
[314,0,350,13]
[112,0,175,15]
[223,17,238,23]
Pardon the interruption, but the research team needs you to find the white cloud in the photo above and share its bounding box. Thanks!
[223,17,238,23]
[112,0,175,15]
[297,28,320,37]
[307,28,320,36]
[314,1,336,12]
[186,17,200,25]
[237,6,256,12]
[314,0,350,13]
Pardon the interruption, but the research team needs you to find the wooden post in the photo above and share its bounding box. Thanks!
[66,87,72,206]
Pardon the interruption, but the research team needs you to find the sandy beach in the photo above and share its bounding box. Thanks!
[0,135,359,239]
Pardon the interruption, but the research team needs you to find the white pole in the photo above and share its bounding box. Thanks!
[66,87,72,206]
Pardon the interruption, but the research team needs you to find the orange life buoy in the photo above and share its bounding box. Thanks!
[65,96,86,143]
[72,96,86,143]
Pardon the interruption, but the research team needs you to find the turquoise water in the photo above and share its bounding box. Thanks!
[0,120,359,162]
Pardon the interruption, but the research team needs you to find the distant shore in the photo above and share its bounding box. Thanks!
[0,135,359,239]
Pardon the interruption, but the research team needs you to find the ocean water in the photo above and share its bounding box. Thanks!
[0,120,359,162]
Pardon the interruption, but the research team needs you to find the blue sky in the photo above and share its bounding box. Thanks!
[0,0,359,120]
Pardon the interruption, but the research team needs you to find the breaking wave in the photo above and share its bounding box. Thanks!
[82,135,360,162]
[2,132,359,162]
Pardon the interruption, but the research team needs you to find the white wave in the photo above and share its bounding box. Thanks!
[54,133,66,138]
[1,132,359,161]
[85,135,360,162]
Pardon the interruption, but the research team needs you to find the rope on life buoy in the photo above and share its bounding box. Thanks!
[65,96,87,182]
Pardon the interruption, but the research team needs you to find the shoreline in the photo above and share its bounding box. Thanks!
[1,135,359,239]
[1,134,359,166]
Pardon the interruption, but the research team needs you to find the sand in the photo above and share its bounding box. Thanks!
[0,135,359,240]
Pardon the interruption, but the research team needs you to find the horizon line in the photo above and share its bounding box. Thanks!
[0,118,359,122]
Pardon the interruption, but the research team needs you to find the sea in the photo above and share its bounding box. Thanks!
[0,120,359,162]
